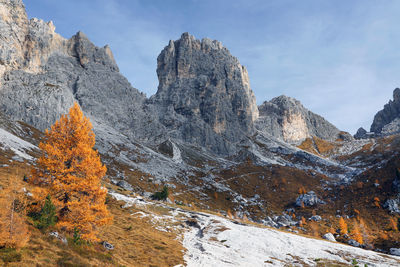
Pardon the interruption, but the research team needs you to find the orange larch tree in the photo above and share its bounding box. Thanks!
[351,220,363,245]
[389,217,398,232]
[31,102,112,242]
[0,180,30,248]
[339,217,348,235]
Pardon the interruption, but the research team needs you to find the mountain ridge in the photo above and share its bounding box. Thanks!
[0,0,347,155]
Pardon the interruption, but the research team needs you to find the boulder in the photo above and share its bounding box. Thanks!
[348,239,361,247]
[383,198,400,214]
[116,180,133,191]
[295,191,326,207]
[102,241,114,250]
[322,233,336,242]
[49,231,67,244]
[273,214,297,228]
[390,248,400,256]
[308,215,322,222]
[262,214,297,228]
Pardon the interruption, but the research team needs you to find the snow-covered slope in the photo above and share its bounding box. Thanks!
[0,128,37,160]
[110,191,400,267]
[182,211,399,266]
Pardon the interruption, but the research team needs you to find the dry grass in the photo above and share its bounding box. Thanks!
[2,124,400,264]
[297,136,340,157]
[298,138,319,155]
[0,162,185,267]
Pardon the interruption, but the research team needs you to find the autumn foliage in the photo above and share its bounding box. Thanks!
[31,102,112,242]
[389,217,398,232]
[298,186,306,195]
[351,220,363,245]
[0,180,30,248]
[227,209,233,219]
[299,216,306,226]
[339,217,348,235]
[373,197,381,208]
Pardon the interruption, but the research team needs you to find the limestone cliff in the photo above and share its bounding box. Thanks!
[151,33,259,154]
[0,0,162,141]
[371,88,400,135]
[256,95,344,143]
[0,0,345,156]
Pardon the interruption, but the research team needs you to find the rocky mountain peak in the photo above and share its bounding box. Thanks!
[393,88,400,102]
[152,32,258,154]
[256,95,343,143]
[0,0,28,74]
[0,0,150,136]
[0,0,69,76]
[371,88,400,134]
[68,31,118,71]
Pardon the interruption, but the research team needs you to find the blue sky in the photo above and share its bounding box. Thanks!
[24,0,400,134]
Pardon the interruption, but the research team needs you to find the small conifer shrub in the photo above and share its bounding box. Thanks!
[151,186,169,201]
[36,195,57,230]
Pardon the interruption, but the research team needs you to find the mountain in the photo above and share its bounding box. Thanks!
[0,0,160,142]
[2,0,400,265]
[371,88,400,135]
[0,0,341,156]
[256,95,351,144]
[150,33,258,154]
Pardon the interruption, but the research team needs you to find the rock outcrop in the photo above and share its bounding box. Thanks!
[322,233,336,242]
[150,33,259,154]
[0,0,346,157]
[0,0,163,141]
[371,88,400,134]
[0,1,263,155]
[256,95,342,143]
[295,191,326,207]
[354,127,368,139]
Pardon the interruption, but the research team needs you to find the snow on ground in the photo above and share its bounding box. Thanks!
[182,211,400,267]
[172,142,183,163]
[0,128,37,160]
[110,191,400,267]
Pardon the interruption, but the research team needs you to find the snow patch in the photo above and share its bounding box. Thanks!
[111,191,400,267]
[0,128,37,160]
[172,142,182,163]
[182,211,400,267]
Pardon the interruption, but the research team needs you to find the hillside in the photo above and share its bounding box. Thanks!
[1,0,400,266]
[1,133,400,266]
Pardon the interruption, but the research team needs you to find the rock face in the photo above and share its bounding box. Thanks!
[390,248,400,256]
[383,198,400,214]
[151,33,259,154]
[0,0,346,157]
[0,0,162,141]
[256,95,342,143]
[295,191,326,207]
[371,88,400,134]
[354,127,368,139]
[348,239,361,248]
[322,233,336,242]
[0,2,261,155]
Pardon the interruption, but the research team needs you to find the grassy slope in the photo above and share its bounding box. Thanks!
[0,161,184,267]
[2,120,400,264]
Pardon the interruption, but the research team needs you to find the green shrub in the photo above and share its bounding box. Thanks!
[73,228,82,245]
[151,186,169,201]
[352,259,359,266]
[36,195,57,230]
